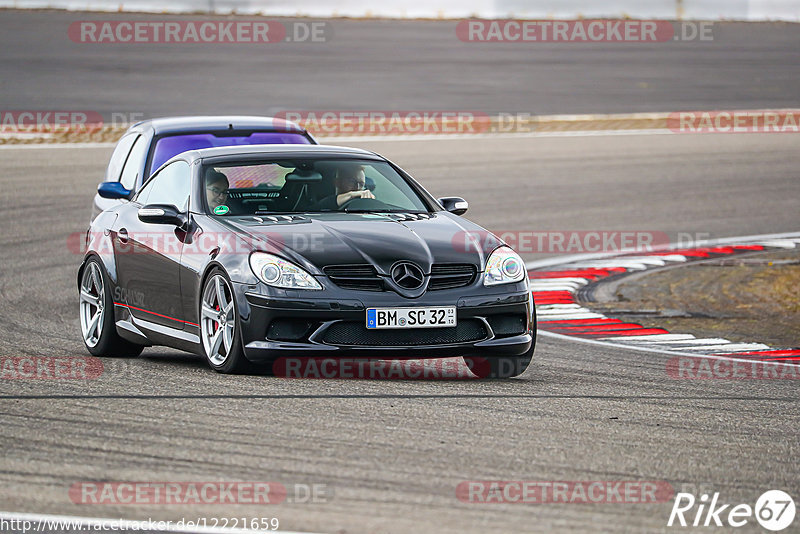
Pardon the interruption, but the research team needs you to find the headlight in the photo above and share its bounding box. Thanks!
[249,252,322,290]
[483,246,525,286]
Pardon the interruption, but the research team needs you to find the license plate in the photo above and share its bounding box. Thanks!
[366,306,456,329]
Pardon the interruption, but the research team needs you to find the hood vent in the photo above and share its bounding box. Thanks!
[386,212,433,221]
[252,214,307,223]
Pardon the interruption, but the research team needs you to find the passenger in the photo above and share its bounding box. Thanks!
[316,164,375,210]
[206,170,229,211]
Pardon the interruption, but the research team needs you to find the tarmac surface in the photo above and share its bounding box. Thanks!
[0,11,799,116]
[0,132,798,532]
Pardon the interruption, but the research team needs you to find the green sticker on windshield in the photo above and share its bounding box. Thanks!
[213,205,229,215]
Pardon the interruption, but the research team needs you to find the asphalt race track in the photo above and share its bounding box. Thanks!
[0,11,799,115]
[0,132,798,533]
[2,7,800,534]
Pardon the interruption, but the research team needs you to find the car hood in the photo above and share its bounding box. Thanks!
[220,212,499,275]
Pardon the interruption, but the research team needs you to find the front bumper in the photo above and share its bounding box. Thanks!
[233,282,535,362]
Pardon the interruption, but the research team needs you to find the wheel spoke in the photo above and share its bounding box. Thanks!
[91,265,102,293]
[80,290,98,305]
[222,324,233,353]
[201,304,218,320]
[88,311,101,339]
[94,311,103,338]
[215,277,227,310]
[210,328,223,356]
[224,300,234,316]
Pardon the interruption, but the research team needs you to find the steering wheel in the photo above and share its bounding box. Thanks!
[339,197,389,211]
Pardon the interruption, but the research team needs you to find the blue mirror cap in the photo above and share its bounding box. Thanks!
[97,181,131,199]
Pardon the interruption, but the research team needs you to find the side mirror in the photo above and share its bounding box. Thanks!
[138,204,186,227]
[438,196,469,216]
[97,181,131,200]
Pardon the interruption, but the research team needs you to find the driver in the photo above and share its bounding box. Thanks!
[205,170,229,211]
[316,164,375,210]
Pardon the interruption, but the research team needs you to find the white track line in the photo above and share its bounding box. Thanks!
[0,511,319,534]
[539,313,606,320]
[530,277,590,285]
[602,334,697,342]
[753,239,798,248]
[674,343,772,352]
[630,338,732,345]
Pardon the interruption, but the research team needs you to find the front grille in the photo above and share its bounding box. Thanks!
[322,319,487,346]
[324,263,477,292]
[428,264,477,290]
[323,265,383,291]
[486,314,527,336]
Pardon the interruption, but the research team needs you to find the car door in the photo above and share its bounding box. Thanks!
[113,160,191,331]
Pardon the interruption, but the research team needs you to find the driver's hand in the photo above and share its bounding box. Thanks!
[337,189,375,206]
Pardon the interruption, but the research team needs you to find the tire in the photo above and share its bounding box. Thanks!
[199,268,255,374]
[79,258,144,357]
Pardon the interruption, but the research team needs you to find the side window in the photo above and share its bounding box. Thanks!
[137,161,191,211]
[105,133,138,182]
[119,135,149,191]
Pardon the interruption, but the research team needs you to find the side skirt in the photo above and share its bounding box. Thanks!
[116,315,201,355]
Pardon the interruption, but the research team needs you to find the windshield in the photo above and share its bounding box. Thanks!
[203,158,431,216]
[150,132,310,175]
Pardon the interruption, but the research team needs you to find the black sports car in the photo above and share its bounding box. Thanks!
[79,145,535,378]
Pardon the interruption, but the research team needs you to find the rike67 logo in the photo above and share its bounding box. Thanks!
[668,490,795,531]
